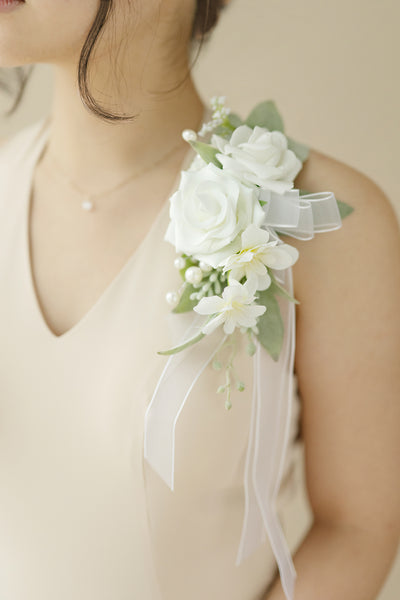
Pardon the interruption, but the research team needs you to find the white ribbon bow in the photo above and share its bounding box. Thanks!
[144,188,342,600]
[259,187,342,240]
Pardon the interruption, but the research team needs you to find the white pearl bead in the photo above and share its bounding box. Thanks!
[185,266,203,285]
[166,291,179,306]
[199,261,213,272]
[174,256,186,270]
[82,200,93,211]
[182,129,197,142]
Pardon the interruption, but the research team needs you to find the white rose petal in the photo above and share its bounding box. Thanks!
[211,124,303,194]
[164,162,266,268]
[187,154,207,171]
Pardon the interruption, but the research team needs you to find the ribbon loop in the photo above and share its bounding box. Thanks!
[259,187,342,240]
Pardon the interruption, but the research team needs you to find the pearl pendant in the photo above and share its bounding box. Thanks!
[82,200,93,211]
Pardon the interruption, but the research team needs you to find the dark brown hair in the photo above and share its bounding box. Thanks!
[1,0,227,123]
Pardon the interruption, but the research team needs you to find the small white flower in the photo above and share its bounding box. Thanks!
[193,279,266,336]
[198,97,231,137]
[211,124,302,194]
[219,224,299,290]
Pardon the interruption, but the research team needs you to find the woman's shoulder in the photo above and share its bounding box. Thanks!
[294,147,392,214]
[286,146,399,298]
[287,148,400,537]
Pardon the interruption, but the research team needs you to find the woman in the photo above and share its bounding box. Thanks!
[0,1,399,599]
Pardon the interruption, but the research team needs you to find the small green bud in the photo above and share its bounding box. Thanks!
[236,381,245,392]
[225,399,232,410]
[246,341,256,356]
[212,359,222,371]
[217,385,226,394]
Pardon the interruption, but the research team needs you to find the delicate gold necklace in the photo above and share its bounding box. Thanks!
[42,138,187,212]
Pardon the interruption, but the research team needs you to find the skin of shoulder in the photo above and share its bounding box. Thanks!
[281,148,400,546]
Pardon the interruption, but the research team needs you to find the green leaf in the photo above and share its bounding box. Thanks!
[245,100,285,133]
[190,140,222,168]
[211,112,244,139]
[287,136,310,163]
[172,283,198,314]
[268,274,300,305]
[337,198,355,219]
[255,288,284,361]
[227,112,243,128]
[211,125,234,139]
[299,188,355,220]
[157,331,206,356]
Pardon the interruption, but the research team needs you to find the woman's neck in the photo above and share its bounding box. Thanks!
[43,65,206,192]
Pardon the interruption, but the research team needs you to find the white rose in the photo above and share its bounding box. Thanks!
[211,124,303,194]
[187,153,207,172]
[164,162,266,268]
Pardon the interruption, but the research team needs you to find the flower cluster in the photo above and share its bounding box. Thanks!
[197,95,231,137]
[159,97,306,408]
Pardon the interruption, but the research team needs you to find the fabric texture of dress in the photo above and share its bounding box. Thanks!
[0,110,303,600]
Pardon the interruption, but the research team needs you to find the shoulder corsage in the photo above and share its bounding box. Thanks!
[159,96,353,408]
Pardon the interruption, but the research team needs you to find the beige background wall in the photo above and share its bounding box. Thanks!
[0,0,399,598]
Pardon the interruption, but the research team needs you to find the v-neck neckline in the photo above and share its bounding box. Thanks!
[21,107,211,343]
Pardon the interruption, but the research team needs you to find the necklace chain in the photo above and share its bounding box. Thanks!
[43,137,187,203]
[39,106,207,211]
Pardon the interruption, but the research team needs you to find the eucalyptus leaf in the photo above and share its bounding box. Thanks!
[227,112,243,128]
[172,283,198,314]
[287,136,310,163]
[157,331,206,356]
[211,125,234,139]
[337,199,355,219]
[190,140,222,168]
[255,288,284,361]
[268,275,300,305]
[245,100,285,133]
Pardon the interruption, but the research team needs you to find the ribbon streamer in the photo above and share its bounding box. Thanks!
[144,189,343,600]
[144,315,227,490]
[235,267,297,600]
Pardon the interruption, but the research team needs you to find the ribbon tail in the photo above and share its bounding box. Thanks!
[144,317,227,491]
[236,267,297,600]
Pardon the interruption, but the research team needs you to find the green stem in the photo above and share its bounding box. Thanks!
[157,313,219,356]
[157,331,205,356]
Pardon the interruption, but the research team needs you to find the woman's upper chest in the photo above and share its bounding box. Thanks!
[26,144,191,339]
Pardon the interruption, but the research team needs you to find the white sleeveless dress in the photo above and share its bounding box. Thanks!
[0,113,303,600]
